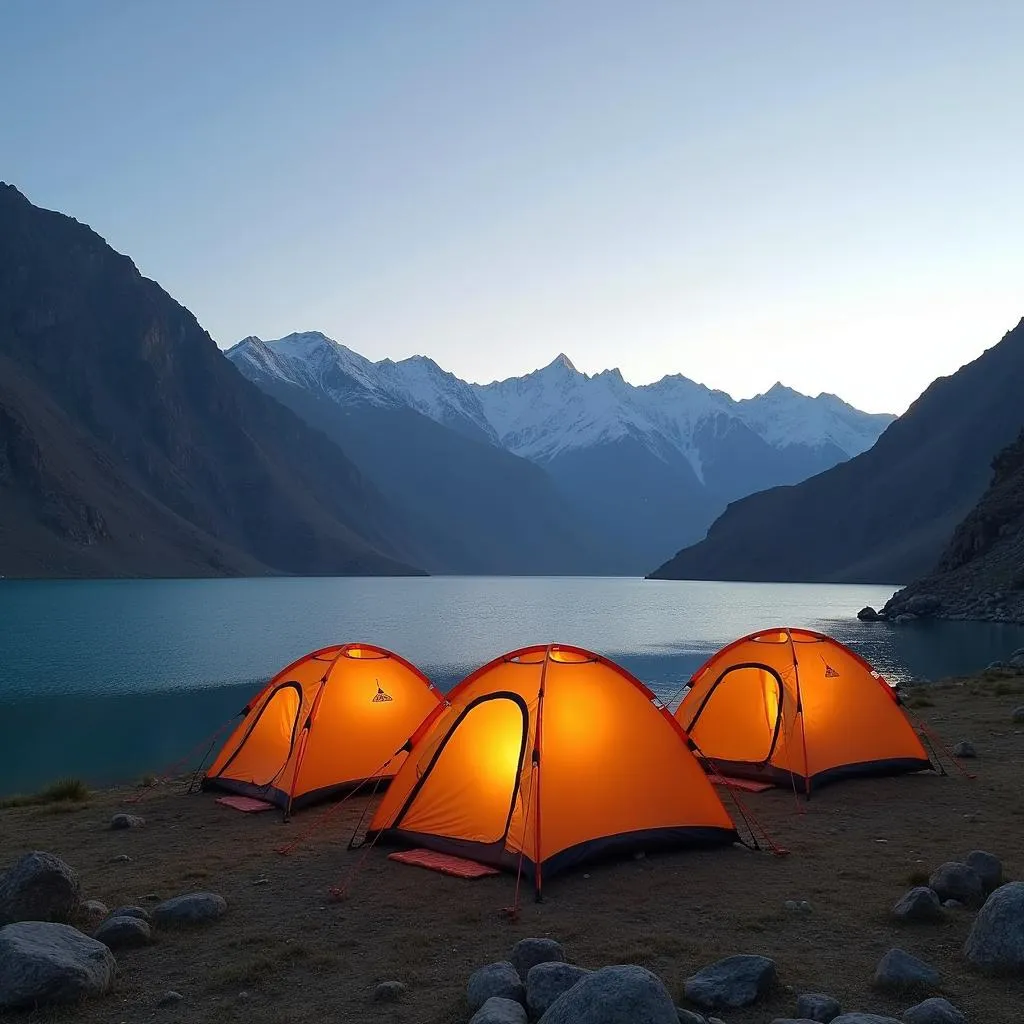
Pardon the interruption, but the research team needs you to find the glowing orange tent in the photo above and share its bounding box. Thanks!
[202,644,441,815]
[675,628,933,794]
[368,644,738,894]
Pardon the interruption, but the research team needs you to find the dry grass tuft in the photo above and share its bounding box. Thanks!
[0,777,90,809]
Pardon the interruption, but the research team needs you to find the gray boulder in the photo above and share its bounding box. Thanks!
[965,850,1002,894]
[157,990,183,1006]
[796,991,842,1021]
[109,813,145,830]
[963,880,1024,971]
[152,892,227,928]
[892,887,942,924]
[0,852,81,926]
[527,962,590,1018]
[873,949,938,992]
[771,1020,821,1024]
[857,607,879,621]
[1012,705,1024,723]
[902,997,966,1024]
[511,937,566,980]
[684,955,776,1010]
[928,862,983,906]
[471,996,528,1024]
[0,921,116,1009]
[539,965,678,1024]
[108,905,151,924]
[93,914,151,950]
[952,741,976,759]
[373,980,406,1002]
[468,962,525,1014]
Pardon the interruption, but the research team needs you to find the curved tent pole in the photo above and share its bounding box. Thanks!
[786,628,812,800]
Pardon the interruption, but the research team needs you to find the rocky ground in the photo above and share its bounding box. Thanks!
[1,671,1023,1023]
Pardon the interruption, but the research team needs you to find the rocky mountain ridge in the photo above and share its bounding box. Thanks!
[879,430,1024,624]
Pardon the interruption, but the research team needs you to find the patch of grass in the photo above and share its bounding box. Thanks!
[992,680,1021,696]
[906,869,931,886]
[0,777,90,809]
[908,696,935,709]
[140,773,158,788]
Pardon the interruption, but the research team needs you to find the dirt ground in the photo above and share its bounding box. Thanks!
[1,671,1023,1024]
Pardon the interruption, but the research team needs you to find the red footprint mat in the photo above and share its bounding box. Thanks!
[710,776,773,793]
[388,848,500,879]
[216,795,276,813]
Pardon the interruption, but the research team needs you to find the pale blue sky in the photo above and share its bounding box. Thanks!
[3,0,1023,413]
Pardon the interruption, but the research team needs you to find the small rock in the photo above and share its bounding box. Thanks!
[467,962,525,1014]
[110,855,132,864]
[965,850,1002,894]
[373,980,406,1003]
[0,852,81,926]
[928,862,983,906]
[252,877,270,886]
[892,887,943,924]
[963,880,1024,971]
[79,900,109,926]
[676,1010,708,1024]
[873,948,938,992]
[1012,706,1024,723]
[796,991,842,1021]
[771,1019,821,1024]
[684,955,777,1010]
[471,996,528,1024]
[894,613,917,623]
[952,741,976,759]
[237,990,251,1002]
[93,914,151,950]
[108,905,152,923]
[141,893,161,902]
[526,962,590,1018]
[0,921,115,1009]
[902,996,967,1024]
[158,990,184,1006]
[857,606,879,621]
[942,900,963,910]
[539,965,677,1024]
[511,937,565,980]
[110,813,145,830]
[152,892,227,928]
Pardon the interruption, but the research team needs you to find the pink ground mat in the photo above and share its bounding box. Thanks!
[710,776,773,793]
[388,848,500,879]
[215,795,276,813]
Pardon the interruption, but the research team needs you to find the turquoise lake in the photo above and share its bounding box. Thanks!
[2,576,1022,796]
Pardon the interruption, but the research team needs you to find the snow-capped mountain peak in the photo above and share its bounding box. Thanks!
[225,335,895,468]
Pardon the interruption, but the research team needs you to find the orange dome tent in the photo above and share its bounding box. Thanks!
[368,644,738,895]
[202,644,441,815]
[675,628,933,795]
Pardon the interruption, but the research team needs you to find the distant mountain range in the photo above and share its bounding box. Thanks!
[650,318,1024,584]
[228,333,893,573]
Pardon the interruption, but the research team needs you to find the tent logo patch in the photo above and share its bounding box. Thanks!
[821,658,840,678]
[372,683,393,703]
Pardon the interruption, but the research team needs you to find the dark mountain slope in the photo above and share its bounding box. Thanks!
[649,319,1024,584]
[0,183,422,577]
[231,365,626,575]
[882,431,1024,622]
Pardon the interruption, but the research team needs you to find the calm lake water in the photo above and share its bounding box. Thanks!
[2,576,1022,796]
